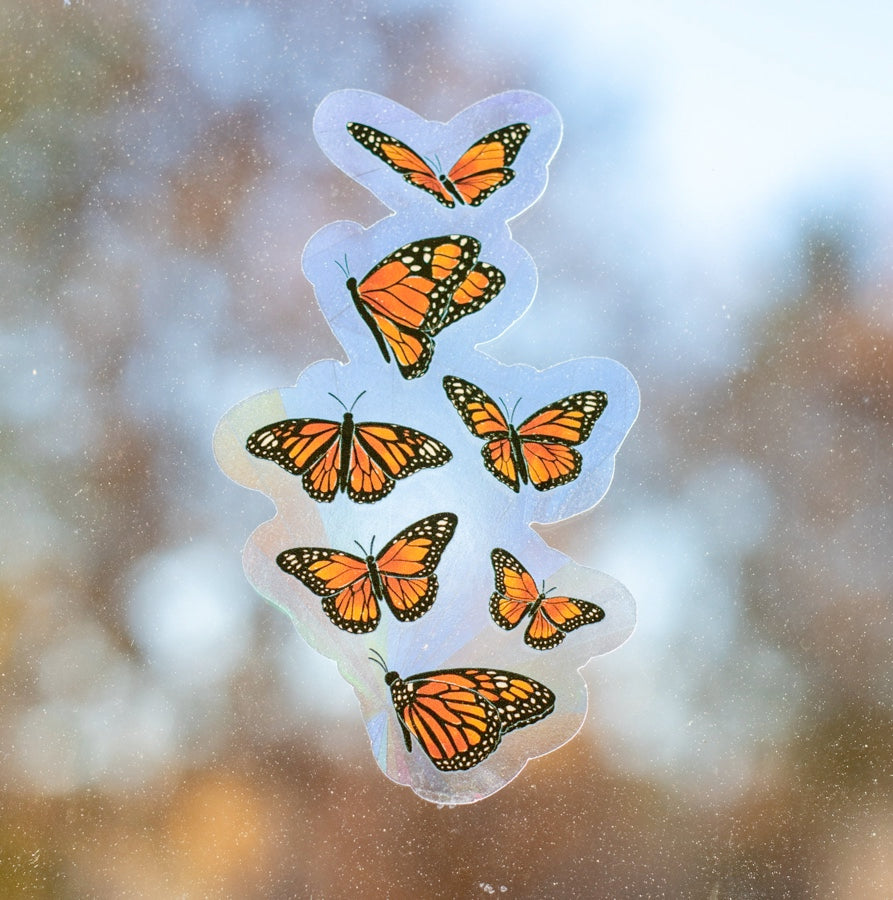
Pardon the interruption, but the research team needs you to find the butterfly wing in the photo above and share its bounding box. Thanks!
[489,548,539,631]
[349,422,452,504]
[428,261,505,336]
[346,122,456,207]
[351,236,481,379]
[374,512,457,622]
[516,390,608,491]
[446,123,531,206]
[529,595,606,650]
[246,418,343,502]
[442,376,520,491]
[276,547,379,633]
[389,667,555,770]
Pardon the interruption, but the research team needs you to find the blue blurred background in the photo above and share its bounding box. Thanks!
[2,1,890,896]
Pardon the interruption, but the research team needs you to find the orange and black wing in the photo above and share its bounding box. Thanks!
[446,123,531,206]
[489,547,539,630]
[277,547,379,633]
[533,594,605,650]
[373,512,457,622]
[442,375,520,491]
[348,236,481,379]
[347,122,456,207]
[516,390,608,492]
[428,261,505,336]
[490,547,605,650]
[350,422,452,503]
[386,666,554,770]
[246,418,344,502]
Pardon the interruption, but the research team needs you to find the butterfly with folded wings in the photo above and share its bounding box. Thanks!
[370,650,555,770]
[342,236,504,380]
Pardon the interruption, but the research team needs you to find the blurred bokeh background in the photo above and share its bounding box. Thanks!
[2,1,890,896]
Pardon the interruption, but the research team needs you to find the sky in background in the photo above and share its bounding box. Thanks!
[474,0,893,253]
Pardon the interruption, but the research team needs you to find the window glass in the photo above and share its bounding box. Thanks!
[2,2,890,896]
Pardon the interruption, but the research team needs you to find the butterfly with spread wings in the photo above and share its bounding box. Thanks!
[245,392,452,504]
[276,512,457,634]
[369,650,555,771]
[347,122,530,208]
[343,236,504,380]
[442,375,608,492]
[490,548,605,651]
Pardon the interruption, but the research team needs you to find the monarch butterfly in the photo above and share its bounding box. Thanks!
[490,548,605,651]
[442,375,608,492]
[346,122,530,208]
[245,392,452,504]
[343,236,504,380]
[369,650,555,770]
[276,512,457,633]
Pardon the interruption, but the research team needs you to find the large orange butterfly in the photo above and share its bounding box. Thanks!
[347,122,530,208]
[276,512,457,633]
[490,548,605,650]
[343,236,504,380]
[369,650,555,770]
[442,375,608,492]
[245,393,452,503]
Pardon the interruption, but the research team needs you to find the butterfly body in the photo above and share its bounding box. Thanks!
[490,548,605,650]
[438,173,464,206]
[277,512,457,633]
[378,664,555,770]
[332,411,357,495]
[505,421,530,487]
[347,237,504,379]
[443,376,608,492]
[246,406,451,504]
[347,122,530,208]
[346,276,395,365]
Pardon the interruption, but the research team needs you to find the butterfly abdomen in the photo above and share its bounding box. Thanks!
[381,671,413,752]
[527,595,545,620]
[338,413,355,494]
[439,174,465,205]
[366,556,387,605]
[507,423,529,486]
[346,275,392,364]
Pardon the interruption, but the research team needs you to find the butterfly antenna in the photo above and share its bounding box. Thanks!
[424,152,443,175]
[353,539,368,557]
[499,396,522,424]
[334,254,350,279]
[368,648,388,673]
[328,392,348,412]
[347,390,367,412]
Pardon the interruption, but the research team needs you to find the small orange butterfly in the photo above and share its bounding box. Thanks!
[347,122,530,208]
[342,236,504,380]
[276,512,457,633]
[245,393,452,504]
[443,375,608,492]
[369,649,555,770]
[490,548,605,650]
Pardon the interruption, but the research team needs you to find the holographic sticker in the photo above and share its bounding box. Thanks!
[214,90,640,805]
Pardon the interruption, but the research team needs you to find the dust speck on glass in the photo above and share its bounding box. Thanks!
[214,89,640,804]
